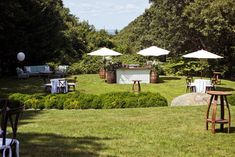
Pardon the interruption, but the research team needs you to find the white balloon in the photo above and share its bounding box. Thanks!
[17,52,25,61]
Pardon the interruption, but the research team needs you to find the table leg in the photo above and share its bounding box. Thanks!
[137,81,141,92]
[206,95,214,130]
[212,95,218,134]
[220,96,224,131]
[132,81,136,92]
[224,96,231,133]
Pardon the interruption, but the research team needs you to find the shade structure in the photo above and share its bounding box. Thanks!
[88,47,122,56]
[183,49,223,59]
[137,46,170,56]
[183,49,223,78]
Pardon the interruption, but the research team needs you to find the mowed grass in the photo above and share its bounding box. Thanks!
[1,74,235,156]
[76,74,235,103]
[19,106,235,157]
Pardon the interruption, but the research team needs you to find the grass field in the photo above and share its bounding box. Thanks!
[19,106,235,157]
[1,74,235,156]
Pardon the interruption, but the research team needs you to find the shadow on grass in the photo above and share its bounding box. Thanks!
[158,76,181,83]
[18,133,116,157]
[0,77,45,98]
[19,110,46,126]
[214,127,235,134]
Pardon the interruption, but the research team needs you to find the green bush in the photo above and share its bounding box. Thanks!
[9,93,44,109]
[9,91,168,110]
[100,92,168,109]
[69,55,102,74]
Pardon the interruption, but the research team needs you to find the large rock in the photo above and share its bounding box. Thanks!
[171,93,211,106]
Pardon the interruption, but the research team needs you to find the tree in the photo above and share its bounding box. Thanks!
[183,0,235,76]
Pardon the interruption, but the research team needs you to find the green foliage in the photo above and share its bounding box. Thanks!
[0,1,116,75]
[99,92,168,109]
[68,55,102,74]
[8,91,168,110]
[163,59,208,76]
[114,0,235,77]
[113,54,145,65]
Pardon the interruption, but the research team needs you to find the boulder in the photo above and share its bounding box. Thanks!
[171,93,211,106]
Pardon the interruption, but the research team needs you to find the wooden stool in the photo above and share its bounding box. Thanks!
[206,91,232,134]
[132,80,141,93]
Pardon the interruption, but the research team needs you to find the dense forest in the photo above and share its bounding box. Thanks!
[114,0,235,77]
[0,0,234,77]
[0,0,113,75]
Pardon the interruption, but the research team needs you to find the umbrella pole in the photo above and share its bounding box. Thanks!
[201,66,203,78]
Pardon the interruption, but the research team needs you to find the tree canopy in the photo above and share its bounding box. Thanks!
[114,0,235,76]
[0,0,113,75]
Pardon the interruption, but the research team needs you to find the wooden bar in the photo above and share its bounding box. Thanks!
[116,68,151,84]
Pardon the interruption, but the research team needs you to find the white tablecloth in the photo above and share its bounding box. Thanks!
[50,78,68,94]
[194,79,212,93]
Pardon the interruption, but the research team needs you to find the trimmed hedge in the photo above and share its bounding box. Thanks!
[8,91,168,110]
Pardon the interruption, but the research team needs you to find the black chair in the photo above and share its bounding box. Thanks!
[186,76,196,92]
[0,99,24,157]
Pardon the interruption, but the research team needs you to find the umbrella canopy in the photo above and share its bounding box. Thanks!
[137,46,170,56]
[88,47,122,56]
[183,49,223,59]
[183,49,223,78]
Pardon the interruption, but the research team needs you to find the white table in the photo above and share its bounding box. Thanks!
[50,78,68,94]
[194,79,212,93]
[116,68,151,84]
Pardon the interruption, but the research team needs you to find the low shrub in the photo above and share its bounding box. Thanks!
[99,92,168,109]
[9,91,168,110]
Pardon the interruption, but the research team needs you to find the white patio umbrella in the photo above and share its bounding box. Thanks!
[137,46,170,56]
[183,49,223,77]
[88,47,122,79]
[183,49,223,59]
[88,47,122,56]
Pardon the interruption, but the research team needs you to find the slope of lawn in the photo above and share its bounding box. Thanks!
[1,74,235,104]
[18,106,235,157]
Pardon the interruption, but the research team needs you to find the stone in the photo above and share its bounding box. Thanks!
[171,93,211,106]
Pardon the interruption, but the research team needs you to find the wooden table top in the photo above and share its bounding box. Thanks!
[207,91,232,96]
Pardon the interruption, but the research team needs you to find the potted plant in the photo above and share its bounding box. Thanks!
[105,61,122,84]
[150,63,161,83]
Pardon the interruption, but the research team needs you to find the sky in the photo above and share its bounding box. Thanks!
[63,0,150,30]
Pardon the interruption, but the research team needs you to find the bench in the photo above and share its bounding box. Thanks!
[24,65,52,76]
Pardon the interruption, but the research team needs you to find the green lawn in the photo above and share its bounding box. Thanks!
[1,74,235,156]
[19,106,235,157]
[1,74,235,104]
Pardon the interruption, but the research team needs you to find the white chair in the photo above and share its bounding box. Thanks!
[57,80,67,93]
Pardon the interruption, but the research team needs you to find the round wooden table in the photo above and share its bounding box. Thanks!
[206,91,232,133]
